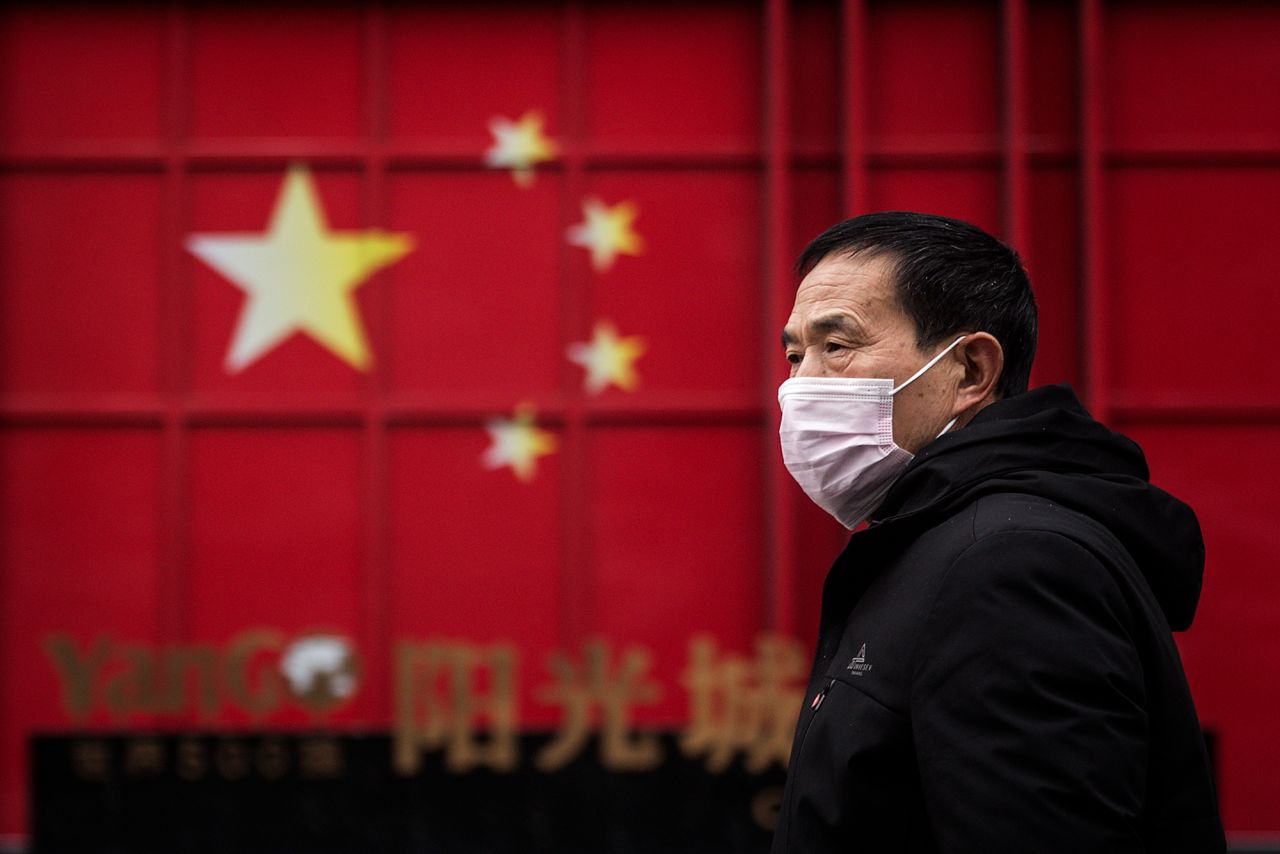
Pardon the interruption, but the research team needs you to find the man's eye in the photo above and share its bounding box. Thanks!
[824,342,846,353]
[786,352,802,364]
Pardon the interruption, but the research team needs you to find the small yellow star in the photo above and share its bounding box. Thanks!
[484,110,558,189]
[566,320,647,394]
[482,403,557,483]
[186,163,413,373]
[566,197,644,272]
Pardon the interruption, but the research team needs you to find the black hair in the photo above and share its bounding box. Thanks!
[796,211,1038,398]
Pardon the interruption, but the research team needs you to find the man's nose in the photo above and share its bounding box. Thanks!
[794,351,826,378]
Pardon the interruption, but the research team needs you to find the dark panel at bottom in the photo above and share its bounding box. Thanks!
[32,732,783,854]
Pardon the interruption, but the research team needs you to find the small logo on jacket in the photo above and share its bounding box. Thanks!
[846,644,872,675]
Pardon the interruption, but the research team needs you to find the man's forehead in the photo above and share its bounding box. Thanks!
[797,253,895,301]
[790,253,898,320]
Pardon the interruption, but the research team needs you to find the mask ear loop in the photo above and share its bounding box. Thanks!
[891,335,967,395]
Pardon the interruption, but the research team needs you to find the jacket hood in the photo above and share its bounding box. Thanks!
[869,383,1205,631]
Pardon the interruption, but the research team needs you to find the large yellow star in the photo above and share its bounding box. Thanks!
[566,197,644,272]
[484,110,558,189]
[482,403,557,483]
[566,320,647,394]
[186,164,414,373]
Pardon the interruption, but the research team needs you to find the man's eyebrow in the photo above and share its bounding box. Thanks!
[781,313,863,348]
[809,313,861,336]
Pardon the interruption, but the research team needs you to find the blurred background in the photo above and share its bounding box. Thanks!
[1,1,1277,851]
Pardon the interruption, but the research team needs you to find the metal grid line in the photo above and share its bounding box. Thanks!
[557,0,592,648]
[157,3,192,725]
[1080,0,1107,421]
[841,0,869,217]
[763,0,795,635]
[1001,0,1029,252]
[358,0,393,725]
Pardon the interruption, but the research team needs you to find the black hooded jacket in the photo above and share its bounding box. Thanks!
[771,384,1225,853]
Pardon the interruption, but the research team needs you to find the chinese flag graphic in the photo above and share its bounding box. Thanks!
[4,2,1280,851]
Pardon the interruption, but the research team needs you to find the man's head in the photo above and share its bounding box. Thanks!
[781,211,1037,453]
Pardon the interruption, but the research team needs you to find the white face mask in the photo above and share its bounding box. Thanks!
[777,336,966,529]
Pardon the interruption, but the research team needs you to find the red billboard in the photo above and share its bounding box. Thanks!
[2,1,1278,849]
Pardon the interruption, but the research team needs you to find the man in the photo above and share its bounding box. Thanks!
[771,212,1225,853]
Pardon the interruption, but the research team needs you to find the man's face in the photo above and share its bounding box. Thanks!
[781,252,963,454]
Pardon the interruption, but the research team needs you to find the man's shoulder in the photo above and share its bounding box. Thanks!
[891,491,1114,567]
[846,492,1133,637]
[965,492,1128,568]
[921,493,1140,622]
[888,491,1129,599]
[966,490,1104,534]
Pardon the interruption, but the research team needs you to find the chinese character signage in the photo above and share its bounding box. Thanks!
[33,630,805,852]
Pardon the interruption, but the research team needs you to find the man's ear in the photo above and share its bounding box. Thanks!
[953,332,1003,413]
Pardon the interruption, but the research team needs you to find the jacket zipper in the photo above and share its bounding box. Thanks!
[782,677,835,850]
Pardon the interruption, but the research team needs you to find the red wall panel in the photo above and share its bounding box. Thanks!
[1,0,1278,845]
[389,425,564,729]
[0,174,163,395]
[388,6,561,142]
[788,1,840,155]
[0,7,164,144]
[584,3,761,150]
[0,429,162,833]
[387,172,564,396]
[1108,167,1280,408]
[866,1,1000,140]
[188,7,365,141]
[1026,0,1078,142]
[866,167,1003,237]
[187,429,365,720]
[1104,3,1280,147]
[587,426,765,726]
